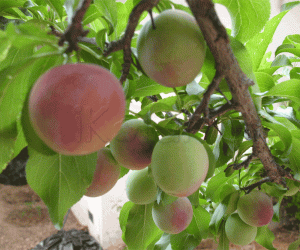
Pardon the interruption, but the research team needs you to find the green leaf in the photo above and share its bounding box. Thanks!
[290,67,300,80]
[281,1,300,12]
[153,234,171,250]
[26,148,98,229]
[275,43,300,57]
[6,22,58,48]
[0,50,63,132]
[288,130,300,176]
[0,61,37,132]
[271,54,293,67]
[255,226,276,250]
[83,4,101,26]
[217,223,229,250]
[246,11,289,71]
[0,38,11,62]
[254,72,275,92]
[266,107,300,129]
[94,0,117,36]
[138,96,177,116]
[95,28,107,51]
[119,201,135,233]
[236,141,253,161]
[21,94,57,155]
[209,202,226,234]
[170,232,200,250]
[214,0,270,43]
[133,75,175,97]
[265,79,300,104]
[186,206,211,239]
[0,125,18,172]
[45,0,64,20]
[123,203,163,250]
[261,121,292,157]
[0,0,27,12]
[221,120,245,154]
[206,172,233,202]
[116,1,130,37]
[288,237,300,250]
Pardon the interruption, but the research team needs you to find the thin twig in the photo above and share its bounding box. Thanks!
[104,0,159,83]
[58,0,93,53]
[242,177,271,194]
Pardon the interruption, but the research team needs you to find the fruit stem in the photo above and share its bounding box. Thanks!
[149,9,156,30]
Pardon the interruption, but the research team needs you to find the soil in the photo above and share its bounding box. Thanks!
[0,184,299,250]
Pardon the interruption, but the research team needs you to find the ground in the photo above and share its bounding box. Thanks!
[0,184,299,250]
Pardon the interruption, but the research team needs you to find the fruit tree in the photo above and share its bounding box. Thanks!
[1,0,300,249]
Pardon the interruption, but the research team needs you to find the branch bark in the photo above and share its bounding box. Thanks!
[103,0,159,83]
[185,0,287,185]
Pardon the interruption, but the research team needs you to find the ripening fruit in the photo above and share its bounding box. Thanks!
[28,64,125,155]
[126,167,158,205]
[137,9,206,88]
[151,135,209,197]
[225,213,257,246]
[85,148,121,197]
[110,119,159,170]
[152,197,193,234]
[237,190,274,227]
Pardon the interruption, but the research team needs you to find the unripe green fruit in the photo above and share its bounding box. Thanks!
[137,9,206,88]
[126,167,158,205]
[85,148,121,197]
[28,64,125,155]
[237,190,274,227]
[151,135,209,197]
[110,119,159,170]
[225,213,257,246]
[152,197,193,234]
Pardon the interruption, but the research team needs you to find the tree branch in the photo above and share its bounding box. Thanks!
[104,0,159,83]
[185,0,287,185]
[58,0,93,53]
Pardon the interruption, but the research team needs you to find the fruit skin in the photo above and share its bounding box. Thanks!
[29,63,125,155]
[152,197,193,234]
[110,119,159,170]
[137,9,206,88]
[126,167,158,205]
[225,213,257,246]
[237,190,274,227]
[85,148,121,197]
[151,135,209,197]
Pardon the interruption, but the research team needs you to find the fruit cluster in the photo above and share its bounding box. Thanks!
[27,9,209,235]
[109,119,210,234]
[26,8,276,242]
[224,190,274,246]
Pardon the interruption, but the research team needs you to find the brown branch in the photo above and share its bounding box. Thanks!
[185,71,225,132]
[58,0,93,53]
[104,0,159,83]
[225,153,256,172]
[185,0,288,185]
[242,177,271,194]
[184,102,236,133]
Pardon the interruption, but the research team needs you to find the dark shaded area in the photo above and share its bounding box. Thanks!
[0,147,29,186]
[32,229,102,250]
